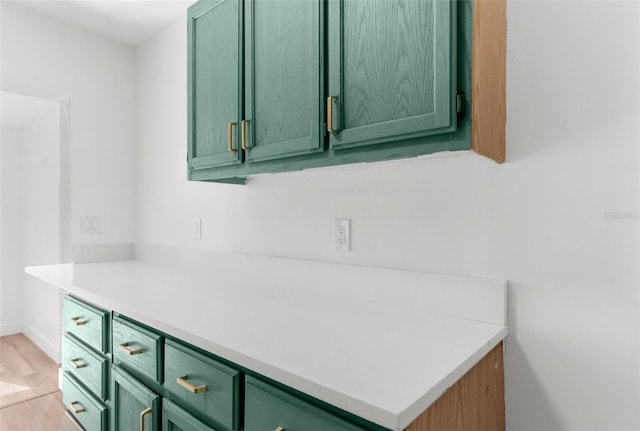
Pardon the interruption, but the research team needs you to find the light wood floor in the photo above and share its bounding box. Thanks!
[0,333,73,431]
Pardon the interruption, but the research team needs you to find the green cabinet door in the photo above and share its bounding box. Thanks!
[327,0,457,149]
[243,0,324,163]
[163,399,218,431]
[245,377,366,431]
[188,0,243,172]
[111,365,160,431]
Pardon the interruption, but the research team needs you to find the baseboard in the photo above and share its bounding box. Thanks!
[22,324,61,364]
[0,322,24,337]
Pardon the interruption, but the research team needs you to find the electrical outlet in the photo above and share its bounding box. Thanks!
[334,219,351,251]
[193,218,202,240]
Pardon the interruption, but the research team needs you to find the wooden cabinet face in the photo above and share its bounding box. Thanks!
[62,372,108,431]
[163,399,218,431]
[63,296,109,354]
[244,0,324,163]
[188,0,242,170]
[111,366,160,431]
[62,333,109,401]
[112,316,163,386]
[164,340,241,431]
[245,377,366,431]
[328,0,456,149]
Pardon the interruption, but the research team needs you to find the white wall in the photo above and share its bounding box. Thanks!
[136,2,639,430]
[20,104,63,361]
[0,125,25,335]
[1,2,136,246]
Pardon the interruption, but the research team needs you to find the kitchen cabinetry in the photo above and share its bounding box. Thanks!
[61,297,110,430]
[188,0,323,180]
[187,0,242,170]
[188,0,505,183]
[165,339,242,430]
[34,257,507,431]
[327,0,455,149]
[245,376,368,431]
[244,0,323,163]
[111,365,161,431]
[112,314,164,390]
[163,399,217,431]
[62,372,109,431]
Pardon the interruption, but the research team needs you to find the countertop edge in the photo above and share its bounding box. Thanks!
[26,262,508,431]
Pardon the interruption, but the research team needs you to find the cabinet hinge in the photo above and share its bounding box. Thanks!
[456,91,466,120]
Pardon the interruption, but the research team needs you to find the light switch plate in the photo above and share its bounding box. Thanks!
[79,216,101,234]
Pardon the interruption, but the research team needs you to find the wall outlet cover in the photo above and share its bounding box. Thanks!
[334,218,351,252]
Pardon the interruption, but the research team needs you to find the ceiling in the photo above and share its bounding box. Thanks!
[1,91,58,128]
[10,0,196,46]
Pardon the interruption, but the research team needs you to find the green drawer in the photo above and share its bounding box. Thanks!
[63,296,109,354]
[112,315,163,386]
[245,377,366,431]
[164,339,241,431]
[62,333,109,400]
[62,372,108,431]
[163,398,218,431]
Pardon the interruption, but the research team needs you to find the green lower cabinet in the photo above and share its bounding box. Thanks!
[62,372,108,431]
[164,339,241,431]
[245,376,366,431]
[63,296,110,354]
[112,314,163,389]
[163,398,217,431]
[62,333,109,401]
[111,365,161,431]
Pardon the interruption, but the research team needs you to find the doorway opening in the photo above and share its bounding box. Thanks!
[0,79,71,362]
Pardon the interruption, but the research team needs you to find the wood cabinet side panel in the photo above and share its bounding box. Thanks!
[471,0,506,163]
[404,342,505,431]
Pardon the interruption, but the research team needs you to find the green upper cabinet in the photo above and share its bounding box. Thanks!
[243,0,324,163]
[188,0,243,170]
[187,0,487,183]
[188,0,324,180]
[327,0,456,149]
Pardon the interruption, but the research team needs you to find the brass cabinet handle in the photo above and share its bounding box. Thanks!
[140,407,152,431]
[69,401,85,414]
[70,358,85,369]
[275,427,284,431]
[327,96,334,132]
[120,342,142,356]
[228,122,237,153]
[177,376,207,394]
[241,120,249,151]
[70,316,87,326]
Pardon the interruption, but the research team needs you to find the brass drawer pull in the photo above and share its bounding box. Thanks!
[69,401,85,414]
[327,96,334,132]
[177,376,207,394]
[241,120,249,151]
[228,122,237,153]
[70,316,87,326]
[140,407,152,431]
[120,342,142,356]
[70,358,85,369]
[275,427,284,431]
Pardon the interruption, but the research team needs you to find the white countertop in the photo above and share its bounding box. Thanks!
[26,249,507,430]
